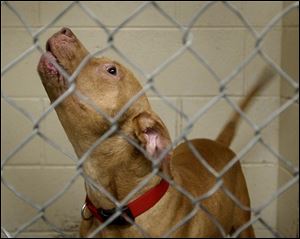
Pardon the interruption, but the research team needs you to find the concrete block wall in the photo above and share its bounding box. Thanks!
[1,1,298,237]
[277,1,299,237]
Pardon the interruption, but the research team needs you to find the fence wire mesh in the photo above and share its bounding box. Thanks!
[1,1,299,238]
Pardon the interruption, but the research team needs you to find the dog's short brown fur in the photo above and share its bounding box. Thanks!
[38,27,274,238]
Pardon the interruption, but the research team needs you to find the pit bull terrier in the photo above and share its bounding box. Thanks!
[38,27,274,237]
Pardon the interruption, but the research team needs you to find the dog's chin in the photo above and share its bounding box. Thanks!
[38,52,69,101]
[38,52,59,79]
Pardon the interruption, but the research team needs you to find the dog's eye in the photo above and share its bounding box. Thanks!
[107,66,117,76]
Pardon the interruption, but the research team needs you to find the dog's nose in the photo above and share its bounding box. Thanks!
[59,27,74,38]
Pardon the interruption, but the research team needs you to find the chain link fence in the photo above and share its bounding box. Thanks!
[1,1,299,238]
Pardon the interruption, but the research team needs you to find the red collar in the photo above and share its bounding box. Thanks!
[84,179,169,226]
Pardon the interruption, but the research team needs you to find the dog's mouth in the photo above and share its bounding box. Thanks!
[37,41,70,97]
[38,27,89,85]
[37,43,70,101]
[42,40,66,77]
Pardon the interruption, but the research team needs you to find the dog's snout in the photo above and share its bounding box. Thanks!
[60,27,74,38]
[45,27,74,53]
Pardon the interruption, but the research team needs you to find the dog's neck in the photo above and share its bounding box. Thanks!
[54,102,171,209]
[80,133,170,209]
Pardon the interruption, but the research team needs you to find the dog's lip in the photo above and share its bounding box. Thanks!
[41,51,59,75]
[43,40,66,76]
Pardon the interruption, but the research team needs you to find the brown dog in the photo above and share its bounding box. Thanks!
[38,27,274,237]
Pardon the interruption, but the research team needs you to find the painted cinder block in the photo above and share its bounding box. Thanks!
[1,1,39,27]
[1,99,44,165]
[1,167,85,232]
[176,1,244,27]
[1,29,46,97]
[40,2,176,27]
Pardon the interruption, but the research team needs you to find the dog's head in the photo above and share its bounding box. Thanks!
[38,27,172,166]
[37,28,148,120]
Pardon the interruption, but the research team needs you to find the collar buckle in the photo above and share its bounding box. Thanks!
[81,203,93,220]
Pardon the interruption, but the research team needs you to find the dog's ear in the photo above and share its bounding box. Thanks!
[133,111,172,161]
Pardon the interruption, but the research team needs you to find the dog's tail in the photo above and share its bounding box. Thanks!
[216,67,276,147]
